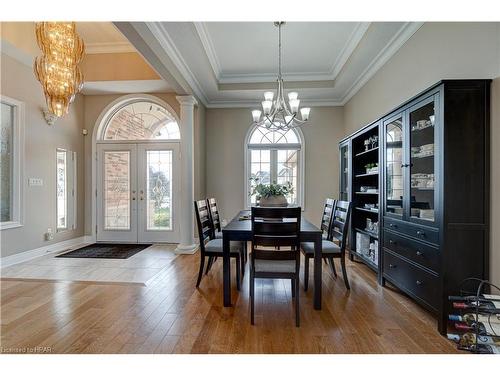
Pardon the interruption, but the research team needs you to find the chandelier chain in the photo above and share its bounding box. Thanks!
[278,22,282,79]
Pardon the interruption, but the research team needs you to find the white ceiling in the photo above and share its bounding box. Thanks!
[116,22,424,107]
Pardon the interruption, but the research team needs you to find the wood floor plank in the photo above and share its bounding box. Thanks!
[0,254,458,354]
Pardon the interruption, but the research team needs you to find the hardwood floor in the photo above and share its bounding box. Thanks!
[0,253,458,354]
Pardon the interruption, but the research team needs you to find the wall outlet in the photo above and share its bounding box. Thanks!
[45,228,53,241]
[29,178,43,187]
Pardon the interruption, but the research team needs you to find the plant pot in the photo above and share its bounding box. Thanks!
[259,195,288,207]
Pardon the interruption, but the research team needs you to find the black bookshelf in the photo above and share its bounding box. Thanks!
[347,123,382,277]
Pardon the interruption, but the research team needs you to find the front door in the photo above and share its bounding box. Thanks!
[97,142,180,243]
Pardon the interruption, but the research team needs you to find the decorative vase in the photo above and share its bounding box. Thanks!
[259,195,288,207]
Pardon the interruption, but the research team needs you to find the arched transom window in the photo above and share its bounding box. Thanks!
[101,100,180,141]
[246,126,304,207]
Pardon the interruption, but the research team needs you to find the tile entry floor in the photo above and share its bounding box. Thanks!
[0,244,178,285]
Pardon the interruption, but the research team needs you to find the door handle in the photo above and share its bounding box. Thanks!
[416,280,423,286]
[389,264,396,269]
[416,250,423,256]
[132,197,136,200]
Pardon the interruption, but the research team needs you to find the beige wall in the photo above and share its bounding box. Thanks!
[205,107,344,225]
[81,52,161,82]
[0,53,85,258]
[342,22,500,285]
[0,22,38,57]
[82,93,206,236]
[344,22,499,135]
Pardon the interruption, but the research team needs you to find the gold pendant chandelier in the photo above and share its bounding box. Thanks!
[34,22,85,118]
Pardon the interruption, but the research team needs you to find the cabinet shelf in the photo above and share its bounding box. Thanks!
[355,228,379,239]
[355,147,379,157]
[355,207,379,214]
[355,191,379,195]
[355,172,379,178]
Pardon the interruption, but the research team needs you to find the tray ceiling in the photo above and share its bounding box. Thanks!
[116,22,424,107]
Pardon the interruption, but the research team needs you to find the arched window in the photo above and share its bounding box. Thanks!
[100,100,180,141]
[246,126,304,207]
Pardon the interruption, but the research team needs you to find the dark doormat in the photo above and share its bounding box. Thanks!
[56,243,152,259]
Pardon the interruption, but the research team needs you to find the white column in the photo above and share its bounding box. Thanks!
[175,95,198,254]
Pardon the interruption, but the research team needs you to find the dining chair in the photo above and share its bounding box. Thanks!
[207,197,247,276]
[194,199,242,289]
[300,198,335,290]
[250,206,301,327]
[206,198,222,239]
[301,200,352,290]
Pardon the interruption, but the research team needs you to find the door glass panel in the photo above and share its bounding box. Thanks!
[340,144,349,200]
[146,150,173,230]
[104,151,131,230]
[250,149,271,204]
[385,117,404,217]
[409,100,435,222]
[277,149,298,204]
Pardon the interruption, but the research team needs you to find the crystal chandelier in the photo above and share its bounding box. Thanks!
[251,22,310,131]
[34,22,85,118]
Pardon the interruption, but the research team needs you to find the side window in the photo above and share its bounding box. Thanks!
[56,149,76,231]
[0,96,24,230]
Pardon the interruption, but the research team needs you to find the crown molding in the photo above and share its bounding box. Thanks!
[205,98,343,109]
[195,22,370,85]
[193,22,222,81]
[329,22,370,79]
[340,22,424,105]
[85,42,136,54]
[146,22,209,106]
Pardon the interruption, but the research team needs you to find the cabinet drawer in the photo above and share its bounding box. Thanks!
[383,230,439,273]
[383,249,439,310]
[384,217,439,245]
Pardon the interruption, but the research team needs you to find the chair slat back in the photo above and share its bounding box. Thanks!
[251,207,301,261]
[207,198,221,235]
[321,198,336,240]
[194,200,212,253]
[330,200,352,255]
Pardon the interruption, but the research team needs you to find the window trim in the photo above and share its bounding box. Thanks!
[98,98,181,141]
[244,125,305,209]
[55,148,77,233]
[0,95,25,230]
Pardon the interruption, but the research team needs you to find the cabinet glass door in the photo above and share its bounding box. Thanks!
[408,95,437,223]
[339,142,349,200]
[384,114,404,218]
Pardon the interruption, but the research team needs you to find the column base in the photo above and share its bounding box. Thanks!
[174,243,199,255]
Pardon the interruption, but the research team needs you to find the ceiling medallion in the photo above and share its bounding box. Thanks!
[251,22,310,131]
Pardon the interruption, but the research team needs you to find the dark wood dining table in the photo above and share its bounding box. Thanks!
[222,210,324,309]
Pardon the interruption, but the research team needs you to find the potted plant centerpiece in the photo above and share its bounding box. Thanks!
[250,178,294,207]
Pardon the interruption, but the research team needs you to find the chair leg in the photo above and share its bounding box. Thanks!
[291,279,296,298]
[205,256,213,275]
[328,258,337,278]
[250,273,255,325]
[303,256,310,291]
[196,255,205,288]
[341,257,350,290]
[235,256,241,291]
[240,248,246,277]
[295,276,300,327]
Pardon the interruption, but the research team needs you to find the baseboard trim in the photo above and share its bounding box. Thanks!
[0,236,90,269]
